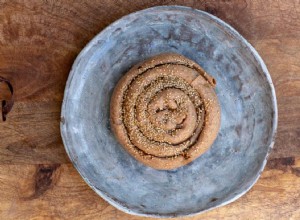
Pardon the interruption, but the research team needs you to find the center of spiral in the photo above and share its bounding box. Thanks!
[148,89,187,131]
[146,88,198,145]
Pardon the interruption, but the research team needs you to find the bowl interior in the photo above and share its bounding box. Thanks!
[61,6,277,217]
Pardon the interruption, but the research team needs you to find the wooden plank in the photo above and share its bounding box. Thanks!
[1,39,299,164]
[0,102,68,164]
[0,160,299,220]
[0,1,299,51]
[251,39,300,159]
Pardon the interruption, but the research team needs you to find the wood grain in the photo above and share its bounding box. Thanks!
[0,0,299,219]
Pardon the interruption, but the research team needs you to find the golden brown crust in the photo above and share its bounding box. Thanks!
[110,53,220,170]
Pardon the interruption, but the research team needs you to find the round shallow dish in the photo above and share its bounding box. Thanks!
[61,6,277,218]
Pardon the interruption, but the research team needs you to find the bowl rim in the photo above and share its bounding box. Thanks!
[60,5,278,218]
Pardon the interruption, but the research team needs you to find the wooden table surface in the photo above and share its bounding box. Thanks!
[0,1,299,219]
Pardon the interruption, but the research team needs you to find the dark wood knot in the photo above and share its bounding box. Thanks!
[0,76,14,121]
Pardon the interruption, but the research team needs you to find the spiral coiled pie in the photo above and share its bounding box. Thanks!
[110,53,220,170]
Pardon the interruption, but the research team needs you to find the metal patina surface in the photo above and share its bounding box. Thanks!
[61,6,277,218]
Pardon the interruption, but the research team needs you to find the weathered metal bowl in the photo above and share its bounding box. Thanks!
[60,6,277,218]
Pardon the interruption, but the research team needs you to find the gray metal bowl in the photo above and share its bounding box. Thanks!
[60,6,277,218]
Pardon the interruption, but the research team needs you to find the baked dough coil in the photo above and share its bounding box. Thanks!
[110,53,220,170]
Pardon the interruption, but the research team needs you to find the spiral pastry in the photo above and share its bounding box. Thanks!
[110,53,220,170]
